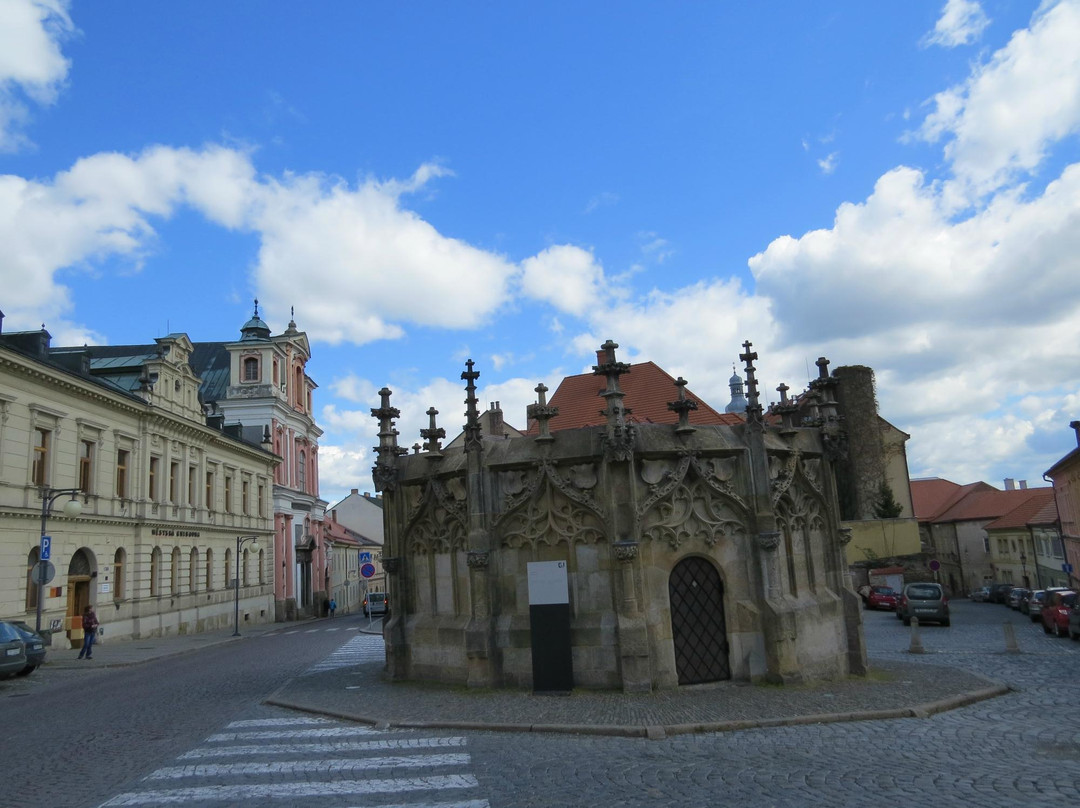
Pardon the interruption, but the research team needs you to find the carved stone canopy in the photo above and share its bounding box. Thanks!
[466,551,490,569]
[612,540,639,562]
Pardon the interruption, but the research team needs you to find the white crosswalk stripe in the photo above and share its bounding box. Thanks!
[302,632,385,675]
[99,716,486,807]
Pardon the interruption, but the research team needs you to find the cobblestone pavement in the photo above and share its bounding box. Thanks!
[267,600,1080,807]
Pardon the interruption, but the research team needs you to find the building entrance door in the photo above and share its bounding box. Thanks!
[668,556,730,685]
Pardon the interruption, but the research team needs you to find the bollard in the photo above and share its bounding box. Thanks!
[1004,621,1020,653]
[908,616,925,654]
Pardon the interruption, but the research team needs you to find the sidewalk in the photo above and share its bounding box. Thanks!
[44,620,285,669]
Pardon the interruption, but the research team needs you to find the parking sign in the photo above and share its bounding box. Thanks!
[40,535,51,561]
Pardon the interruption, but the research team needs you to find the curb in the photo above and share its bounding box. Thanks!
[263,681,1012,740]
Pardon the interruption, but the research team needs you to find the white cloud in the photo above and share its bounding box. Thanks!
[0,0,74,151]
[817,152,839,175]
[918,0,1080,200]
[519,244,606,317]
[921,0,990,49]
[317,444,373,504]
[584,191,619,214]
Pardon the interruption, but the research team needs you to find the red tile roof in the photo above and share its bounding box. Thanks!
[910,478,995,520]
[984,490,1058,530]
[525,361,743,434]
[934,486,1050,523]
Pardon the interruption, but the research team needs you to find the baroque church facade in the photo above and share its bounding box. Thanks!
[371,340,869,691]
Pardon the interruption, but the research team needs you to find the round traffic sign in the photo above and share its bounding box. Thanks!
[31,561,56,585]
[360,563,375,579]
[929,559,941,571]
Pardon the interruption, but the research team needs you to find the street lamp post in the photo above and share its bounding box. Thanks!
[36,487,83,634]
[233,535,259,636]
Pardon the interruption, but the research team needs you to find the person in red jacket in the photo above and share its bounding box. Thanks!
[78,605,99,660]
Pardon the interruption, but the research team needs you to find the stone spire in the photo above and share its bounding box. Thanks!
[420,407,446,457]
[527,382,559,443]
[739,340,764,428]
[370,387,403,492]
[461,359,482,452]
[667,377,697,435]
[284,305,299,335]
[593,339,635,461]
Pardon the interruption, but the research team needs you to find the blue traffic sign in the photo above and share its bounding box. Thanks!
[40,535,51,561]
[360,563,376,579]
[359,551,372,563]
[1063,563,1074,573]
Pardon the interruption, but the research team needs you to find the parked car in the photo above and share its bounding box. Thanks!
[988,582,1015,604]
[866,586,898,611]
[1008,588,1031,610]
[363,592,388,617]
[897,582,950,626]
[1024,590,1046,618]
[970,586,991,602]
[8,621,46,676]
[0,621,28,679]
[1041,590,1077,637]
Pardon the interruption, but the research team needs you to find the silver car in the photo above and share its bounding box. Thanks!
[898,582,950,627]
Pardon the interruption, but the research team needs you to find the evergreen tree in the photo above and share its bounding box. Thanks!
[874,480,903,519]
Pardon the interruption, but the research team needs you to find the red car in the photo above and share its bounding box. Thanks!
[1041,590,1077,637]
[866,586,898,611]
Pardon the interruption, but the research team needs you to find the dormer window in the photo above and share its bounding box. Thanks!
[243,356,260,382]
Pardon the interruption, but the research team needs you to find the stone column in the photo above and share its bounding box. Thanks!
[613,540,651,692]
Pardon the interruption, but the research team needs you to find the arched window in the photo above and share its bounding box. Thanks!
[189,548,198,592]
[170,547,181,594]
[294,366,303,407]
[205,548,213,590]
[150,547,162,596]
[297,450,307,493]
[243,356,260,382]
[113,548,126,601]
[25,547,40,610]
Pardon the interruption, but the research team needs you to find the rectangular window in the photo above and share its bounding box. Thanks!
[116,449,129,498]
[257,484,265,517]
[243,356,259,381]
[78,440,94,492]
[188,465,197,505]
[242,480,250,515]
[169,462,179,502]
[224,476,233,512]
[32,428,50,487]
[148,457,159,501]
[205,471,214,511]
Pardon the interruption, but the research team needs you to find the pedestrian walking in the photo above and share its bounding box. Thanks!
[78,605,99,659]
[329,598,337,618]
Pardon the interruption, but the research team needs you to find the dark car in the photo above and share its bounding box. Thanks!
[866,586,898,611]
[363,592,388,617]
[1008,588,1031,610]
[0,621,28,679]
[1069,602,1080,641]
[897,582,950,626]
[988,582,1015,604]
[8,621,46,676]
[1041,590,1077,637]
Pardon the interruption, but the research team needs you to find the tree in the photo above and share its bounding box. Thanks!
[873,480,904,519]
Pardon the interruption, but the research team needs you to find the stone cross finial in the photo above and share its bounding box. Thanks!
[667,376,698,435]
[777,382,789,404]
[370,387,402,491]
[816,356,830,380]
[528,381,559,443]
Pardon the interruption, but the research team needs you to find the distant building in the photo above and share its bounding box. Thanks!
[1044,421,1080,591]
[325,489,386,604]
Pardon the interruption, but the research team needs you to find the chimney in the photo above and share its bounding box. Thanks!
[1071,420,1080,446]
[351,488,359,495]
[486,401,505,436]
[1004,478,1015,491]
[1019,480,1027,490]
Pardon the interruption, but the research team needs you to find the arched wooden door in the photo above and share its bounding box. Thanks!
[669,556,730,685]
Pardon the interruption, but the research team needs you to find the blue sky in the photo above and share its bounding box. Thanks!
[3,0,1080,506]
